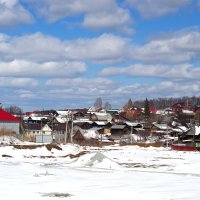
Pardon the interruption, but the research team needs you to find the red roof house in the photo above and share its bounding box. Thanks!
[0,109,20,122]
[0,109,20,134]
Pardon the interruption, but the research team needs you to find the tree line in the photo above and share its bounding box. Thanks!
[133,96,200,109]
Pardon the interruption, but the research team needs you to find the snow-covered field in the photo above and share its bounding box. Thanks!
[1,137,200,200]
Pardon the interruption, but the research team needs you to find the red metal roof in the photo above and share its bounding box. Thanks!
[0,109,20,122]
[151,107,158,114]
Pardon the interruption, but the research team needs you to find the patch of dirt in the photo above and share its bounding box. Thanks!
[13,144,42,149]
[24,155,56,159]
[41,192,72,198]
[1,154,12,158]
[45,144,62,151]
[155,157,184,160]
[121,162,170,168]
[120,142,162,148]
[67,151,88,159]
[23,151,89,159]
[13,144,62,151]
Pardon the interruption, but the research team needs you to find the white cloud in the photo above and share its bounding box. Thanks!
[42,77,119,103]
[0,77,38,87]
[0,32,130,64]
[41,78,200,109]
[45,77,116,98]
[100,63,200,79]
[3,76,199,109]
[15,90,36,99]
[22,0,133,33]
[0,33,9,42]
[83,8,133,34]
[127,0,190,19]
[0,30,200,80]
[64,33,130,64]
[130,29,200,64]
[0,0,33,27]
[46,77,113,87]
[1,29,200,66]
[0,59,87,78]
[110,80,200,100]
[0,32,65,62]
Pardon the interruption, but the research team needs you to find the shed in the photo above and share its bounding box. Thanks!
[110,124,130,135]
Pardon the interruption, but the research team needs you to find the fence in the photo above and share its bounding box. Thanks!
[35,135,53,143]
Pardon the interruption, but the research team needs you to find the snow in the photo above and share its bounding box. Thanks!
[82,129,99,139]
[0,136,24,145]
[56,116,67,123]
[126,121,141,127]
[182,109,195,114]
[195,126,200,135]
[94,121,109,125]
[70,151,122,170]
[1,141,200,199]
[177,126,188,132]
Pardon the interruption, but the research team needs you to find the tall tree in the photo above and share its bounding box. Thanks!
[123,98,133,110]
[144,98,150,118]
[94,97,102,109]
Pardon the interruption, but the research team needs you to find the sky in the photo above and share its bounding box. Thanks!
[0,0,200,111]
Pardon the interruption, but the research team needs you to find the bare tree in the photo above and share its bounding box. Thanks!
[94,97,102,109]
[104,102,112,110]
[4,105,23,115]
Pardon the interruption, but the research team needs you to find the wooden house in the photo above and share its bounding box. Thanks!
[90,112,112,122]
[73,121,91,130]
[73,129,99,146]
[151,123,172,136]
[27,123,52,135]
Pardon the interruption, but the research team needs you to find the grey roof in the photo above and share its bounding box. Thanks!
[153,123,171,130]
[111,125,126,130]
[92,112,112,121]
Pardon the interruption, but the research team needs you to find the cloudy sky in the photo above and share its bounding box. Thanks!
[0,0,200,111]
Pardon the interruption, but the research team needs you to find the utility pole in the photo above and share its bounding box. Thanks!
[64,111,74,144]
[70,113,73,143]
[65,113,68,144]
[130,125,133,144]
[52,116,54,143]
[41,119,43,143]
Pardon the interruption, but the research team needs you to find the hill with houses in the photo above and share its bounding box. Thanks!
[1,98,200,148]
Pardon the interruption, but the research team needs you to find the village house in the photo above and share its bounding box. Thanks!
[89,112,112,122]
[108,124,130,143]
[73,126,111,146]
[0,109,20,135]
[27,123,52,135]
[73,129,99,146]
[120,107,143,121]
[172,101,193,113]
[150,122,172,137]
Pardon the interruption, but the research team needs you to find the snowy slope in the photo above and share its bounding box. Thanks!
[1,144,200,199]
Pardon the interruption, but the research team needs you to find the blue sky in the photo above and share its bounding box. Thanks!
[0,0,200,111]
